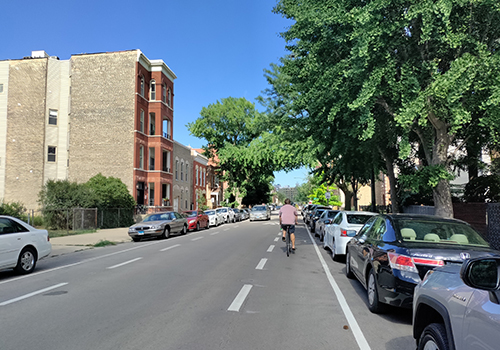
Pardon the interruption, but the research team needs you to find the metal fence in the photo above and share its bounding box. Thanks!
[487,203,500,250]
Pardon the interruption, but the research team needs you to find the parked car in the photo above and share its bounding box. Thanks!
[204,209,222,226]
[302,204,315,218]
[308,206,330,232]
[128,211,188,242]
[183,210,209,231]
[323,211,377,260]
[231,208,242,222]
[250,205,270,221]
[240,208,250,220]
[216,207,234,223]
[315,210,340,241]
[0,215,52,274]
[413,256,500,350]
[345,214,499,313]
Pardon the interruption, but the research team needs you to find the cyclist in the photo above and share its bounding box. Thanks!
[279,198,298,250]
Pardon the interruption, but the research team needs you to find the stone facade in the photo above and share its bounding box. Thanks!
[173,141,193,212]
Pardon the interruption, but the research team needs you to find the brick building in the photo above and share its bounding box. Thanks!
[0,50,177,210]
[191,148,208,210]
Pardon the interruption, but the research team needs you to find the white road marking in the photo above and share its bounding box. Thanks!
[223,228,230,231]
[256,258,268,270]
[228,284,253,312]
[160,244,181,252]
[306,227,371,350]
[0,282,68,306]
[210,231,219,236]
[267,245,275,252]
[191,237,204,241]
[107,257,142,269]
[274,237,279,242]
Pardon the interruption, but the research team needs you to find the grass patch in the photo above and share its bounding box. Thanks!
[93,240,116,247]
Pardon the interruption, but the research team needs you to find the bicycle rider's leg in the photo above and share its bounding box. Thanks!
[291,233,296,249]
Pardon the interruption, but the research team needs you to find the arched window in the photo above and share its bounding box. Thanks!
[181,162,184,181]
[175,160,179,180]
[150,80,156,101]
[185,164,189,182]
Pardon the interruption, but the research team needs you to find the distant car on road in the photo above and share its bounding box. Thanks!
[413,256,500,350]
[128,211,188,242]
[217,207,234,223]
[183,210,209,231]
[0,215,52,274]
[250,205,270,221]
[345,214,499,313]
[231,208,242,222]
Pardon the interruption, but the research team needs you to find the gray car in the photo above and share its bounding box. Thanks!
[413,256,500,350]
[128,211,187,242]
[250,205,270,221]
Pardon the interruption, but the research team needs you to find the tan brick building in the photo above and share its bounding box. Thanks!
[0,50,177,210]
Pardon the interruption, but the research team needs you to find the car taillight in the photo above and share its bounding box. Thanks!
[388,252,444,274]
[340,229,356,237]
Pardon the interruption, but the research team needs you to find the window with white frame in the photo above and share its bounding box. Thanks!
[163,118,170,139]
[203,169,206,186]
[185,164,189,182]
[168,89,172,107]
[181,162,184,181]
[140,110,145,133]
[175,160,179,180]
[162,84,167,103]
[150,80,156,100]
[139,146,144,169]
[149,182,155,206]
[140,77,145,97]
[47,146,56,162]
[196,167,199,185]
[48,109,58,125]
[149,113,155,135]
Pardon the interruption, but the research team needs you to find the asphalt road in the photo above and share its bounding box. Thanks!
[0,213,414,350]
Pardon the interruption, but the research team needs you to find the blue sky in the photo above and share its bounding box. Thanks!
[1,0,310,187]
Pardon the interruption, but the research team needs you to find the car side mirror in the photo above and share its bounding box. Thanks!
[461,257,500,291]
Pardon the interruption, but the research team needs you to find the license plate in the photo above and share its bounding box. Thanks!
[138,231,144,235]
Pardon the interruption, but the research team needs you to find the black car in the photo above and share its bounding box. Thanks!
[345,214,500,313]
[305,205,329,227]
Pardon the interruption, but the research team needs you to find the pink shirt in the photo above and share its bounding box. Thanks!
[279,204,298,225]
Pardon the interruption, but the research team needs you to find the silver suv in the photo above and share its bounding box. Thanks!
[413,256,500,350]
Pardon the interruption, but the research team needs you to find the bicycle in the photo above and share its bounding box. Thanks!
[283,224,292,257]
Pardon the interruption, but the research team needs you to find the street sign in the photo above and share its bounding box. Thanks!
[325,192,331,200]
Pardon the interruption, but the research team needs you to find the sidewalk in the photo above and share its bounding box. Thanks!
[49,227,131,257]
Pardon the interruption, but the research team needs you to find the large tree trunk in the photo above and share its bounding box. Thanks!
[336,181,353,210]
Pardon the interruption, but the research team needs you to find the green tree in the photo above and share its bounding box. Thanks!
[85,173,135,210]
[268,0,500,218]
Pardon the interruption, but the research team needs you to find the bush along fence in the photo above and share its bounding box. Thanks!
[26,208,135,232]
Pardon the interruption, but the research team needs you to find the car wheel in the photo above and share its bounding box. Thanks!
[331,239,339,261]
[181,225,187,235]
[132,237,141,242]
[196,222,200,231]
[367,269,385,313]
[161,227,170,239]
[418,323,449,350]
[345,250,355,279]
[14,248,37,274]
[206,221,210,229]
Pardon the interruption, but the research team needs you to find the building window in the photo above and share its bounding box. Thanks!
[48,109,58,125]
[149,182,155,206]
[140,77,145,97]
[196,167,199,185]
[163,118,171,139]
[203,169,206,186]
[185,164,189,182]
[168,89,172,107]
[140,110,144,133]
[162,84,167,103]
[162,150,170,172]
[0,84,3,93]
[149,147,155,170]
[47,146,56,162]
[181,162,184,181]
[149,113,155,135]
[175,160,179,180]
[139,146,144,169]
[150,80,156,101]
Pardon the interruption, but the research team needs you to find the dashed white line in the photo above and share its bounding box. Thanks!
[228,284,253,312]
[107,257,142,269]
[256,258,268,270]
[160,244,181,252]
[274,237,279,242]
[191,237,204,241]
[0,283,68,306]
[210,231,219,236]
[223,228,230,231]
[267,245,275,252]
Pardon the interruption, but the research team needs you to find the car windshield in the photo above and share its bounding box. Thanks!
[205,210,215,215]
[396,218,489,246]
[252,206,266,211]
[184,211,197,217]
[347,214,373,225]
[143,213,171,222]
[233,209,240,213]
[327,211,338,218]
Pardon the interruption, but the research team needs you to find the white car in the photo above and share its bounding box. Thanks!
[204,209,222,226]
[217,207,234,223]
[323,211,377,260]
[0,215,52,274]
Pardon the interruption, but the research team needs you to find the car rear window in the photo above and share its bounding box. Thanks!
[252,206,266,211]
[205,210,215,215]
[185,211,197,217]
[397,219,489,246]
[347,214,373,225]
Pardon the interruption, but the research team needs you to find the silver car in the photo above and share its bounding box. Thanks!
[204,209,222,226]
[128,211,187,242]
[249,205,270,221]
[413,256,500,350]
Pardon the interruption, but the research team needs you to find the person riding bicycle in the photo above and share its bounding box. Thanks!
[279,198,298,250]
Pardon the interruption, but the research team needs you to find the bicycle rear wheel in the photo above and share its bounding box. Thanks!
[286,229,291,257]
